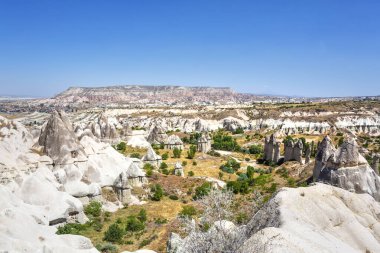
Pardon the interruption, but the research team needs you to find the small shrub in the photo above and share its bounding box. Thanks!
[179,205,197,218]
[84,201,102,218]
[187,145,197,159]
[161,168,170,175]
[116,142,126,151]
[130,153,141,159]
[96,242,118,253]
[162,153,169,160]
[103,223,124,243]
[235,212,248,225]
[248,144,263,154]
[182,161,188,167]
[137,209,147,223]
[169,194,179,200]
[139,235,158,248]
[125,216,145,232]
[143,163,154,177]
[188,171,195,177]
[56,223,88,235]
[154,217,168,224]
[160,162,168,170]
[233,128,244,134]
[192,161,197,166]
[151,184,164,201]
[173,147,182,158]
[193,182,212,200]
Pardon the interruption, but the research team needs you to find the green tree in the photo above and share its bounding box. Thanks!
[151,184,164,201]
[162,153,169,160]
[173,147,182,158]
[187,145,197,159]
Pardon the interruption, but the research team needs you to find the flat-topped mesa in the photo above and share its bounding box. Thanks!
[313,136,380,201]
[165,135,184,150]
[38,110,86,165]
[147,125,168,144]
[197,132,212,153]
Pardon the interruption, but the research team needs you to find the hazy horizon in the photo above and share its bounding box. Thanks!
[1,1,379,97]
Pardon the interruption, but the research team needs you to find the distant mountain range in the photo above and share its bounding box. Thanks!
[51,85,249,105]
[1,85,379,112]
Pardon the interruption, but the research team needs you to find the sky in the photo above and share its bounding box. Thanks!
[0,0,379,98]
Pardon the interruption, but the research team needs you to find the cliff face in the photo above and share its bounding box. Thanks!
[53,85,237,105]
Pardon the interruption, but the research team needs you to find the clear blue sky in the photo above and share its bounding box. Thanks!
[0,0,379,97]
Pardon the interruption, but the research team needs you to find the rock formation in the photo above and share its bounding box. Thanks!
[165,135,184,150]
[174,162,184,177]
[263,134,280,164]
[283,139,303,164]
[197,132,212,153]
[293,139,303,164]
[170,184,380,253]
[114,171,132,204]
[372,154,380,175]
[38,110,86,165]
[313,136,380,201]
[147,125,168,144]
[305,145,311,164]
[142,147,162,167]
[125,162,147,187]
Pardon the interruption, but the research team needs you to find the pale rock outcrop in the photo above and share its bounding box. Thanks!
[313,136,380,201]
[174,162,184,177]
[263,134,280,163]
[113,171,132,204]
[125,162,147,187]
[240,184,380,253]
[0,185,98,253]
[196,132,212,153]
[222,117,245,132]
[305,145,311,164]
[142,147,162,167]
[283,140,294,162]
[372,154,380,175]
[38,110,87,165]
[293,140,303,164]
[90,113,119,142]
[165,135,184,150]
[147,125,168,144]
[284,139,303,164]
